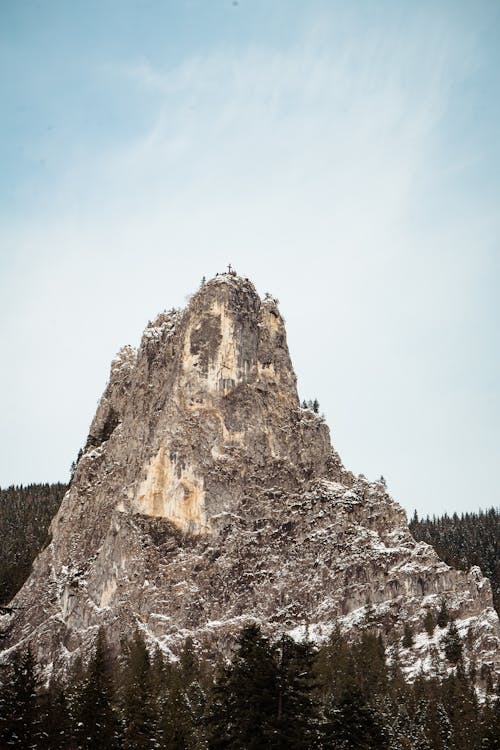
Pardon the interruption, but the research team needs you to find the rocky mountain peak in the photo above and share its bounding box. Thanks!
[82,272,335,539]
[2,274,499,685]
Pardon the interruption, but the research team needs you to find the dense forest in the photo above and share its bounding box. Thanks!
[410,508,500,615]
[0,483,67,605]
[0,622,499,749]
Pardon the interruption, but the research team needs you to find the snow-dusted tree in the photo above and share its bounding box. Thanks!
[72,628,120,750]
[442,621,463,665]
[0,647,40,748]
[206,623,279,749]
[121,629,157,750]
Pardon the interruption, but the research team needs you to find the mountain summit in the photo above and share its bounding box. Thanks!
[2,273,499,681]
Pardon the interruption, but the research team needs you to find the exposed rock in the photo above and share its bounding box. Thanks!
[2,273,499,685]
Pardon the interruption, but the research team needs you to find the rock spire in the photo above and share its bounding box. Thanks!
[2,273,499,684]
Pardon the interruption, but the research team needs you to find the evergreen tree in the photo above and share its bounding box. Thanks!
[206,623,279,749]
[159,670,199,750]
[352,631,388,701]
[159,637,205,749]
[275,635,319,748]
[441,667,480,750]
[0,482,67,604]
[436,598,449,629]
[402,622,415,648]
[322,690,388,750]
[423,609,435,637]
[38,678,71,750]
[121,629,157,750]
[480,695,500,750]
[387,645,408,703]
[72,628,120,750]
[442,621,463,664]
[410,508,500,615]
[314,625,352,702]
[0,647,40,748]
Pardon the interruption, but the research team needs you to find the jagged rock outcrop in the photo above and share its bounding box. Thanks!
[2,273,499,684]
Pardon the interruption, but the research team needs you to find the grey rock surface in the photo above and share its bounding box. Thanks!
[2,273,499,684]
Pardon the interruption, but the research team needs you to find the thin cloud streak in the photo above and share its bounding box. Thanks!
[1,11,498,519]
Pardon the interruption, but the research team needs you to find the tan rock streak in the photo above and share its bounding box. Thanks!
[136,447,209,534]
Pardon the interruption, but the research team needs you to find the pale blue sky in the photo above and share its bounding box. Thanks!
[1,0,499,517]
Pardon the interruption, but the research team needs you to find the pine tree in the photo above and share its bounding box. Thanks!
[423,609,435,636]
[480,695,500,750]
[159,669,198,750]
[159,636,205,749]
[402,623,414,648]
[275,635,319,749]
[38,678,71,750]
[322,690,388,749]
[436,598,449,628]
[442,621,463,664]
[0,647,40,748]
[387,645,408,703]
[314,625,352,702]
[121,629,157,750]
[353,631,388,700]
[441,667,480,750]
[206,623,279,749]
[72,628,120,750]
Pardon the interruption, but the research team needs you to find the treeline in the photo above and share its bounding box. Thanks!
[0,483,67,605]
[0,623,499,749]
[410,508,500,614]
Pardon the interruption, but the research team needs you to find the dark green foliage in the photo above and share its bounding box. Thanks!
[71,628,120,749]
[424,609,435,636]
[206,623,279,749]
[301,398,320,413]
[0,482,67,604]
[480,697,500,750]
[314,625,352,701]
[38,678,71,750]
[120,629,157,750]
[274,635,319,748]
[402,622,415,648]
[442,620,463,664]
[317,629,389,749]
[0,624,499,750]
[323,691,388,749]
[441,666,480,749]
[158,636,205,749]
[0,647,40,748]
[436,598,449,629]
[410,507,500,614]
[207,624,321,749]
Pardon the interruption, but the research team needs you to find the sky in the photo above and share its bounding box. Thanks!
[1,0,499,518]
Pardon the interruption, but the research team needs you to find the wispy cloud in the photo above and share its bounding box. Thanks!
[1,7,498,516]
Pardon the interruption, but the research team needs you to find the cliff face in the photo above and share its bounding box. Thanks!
[2,274,499,682]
